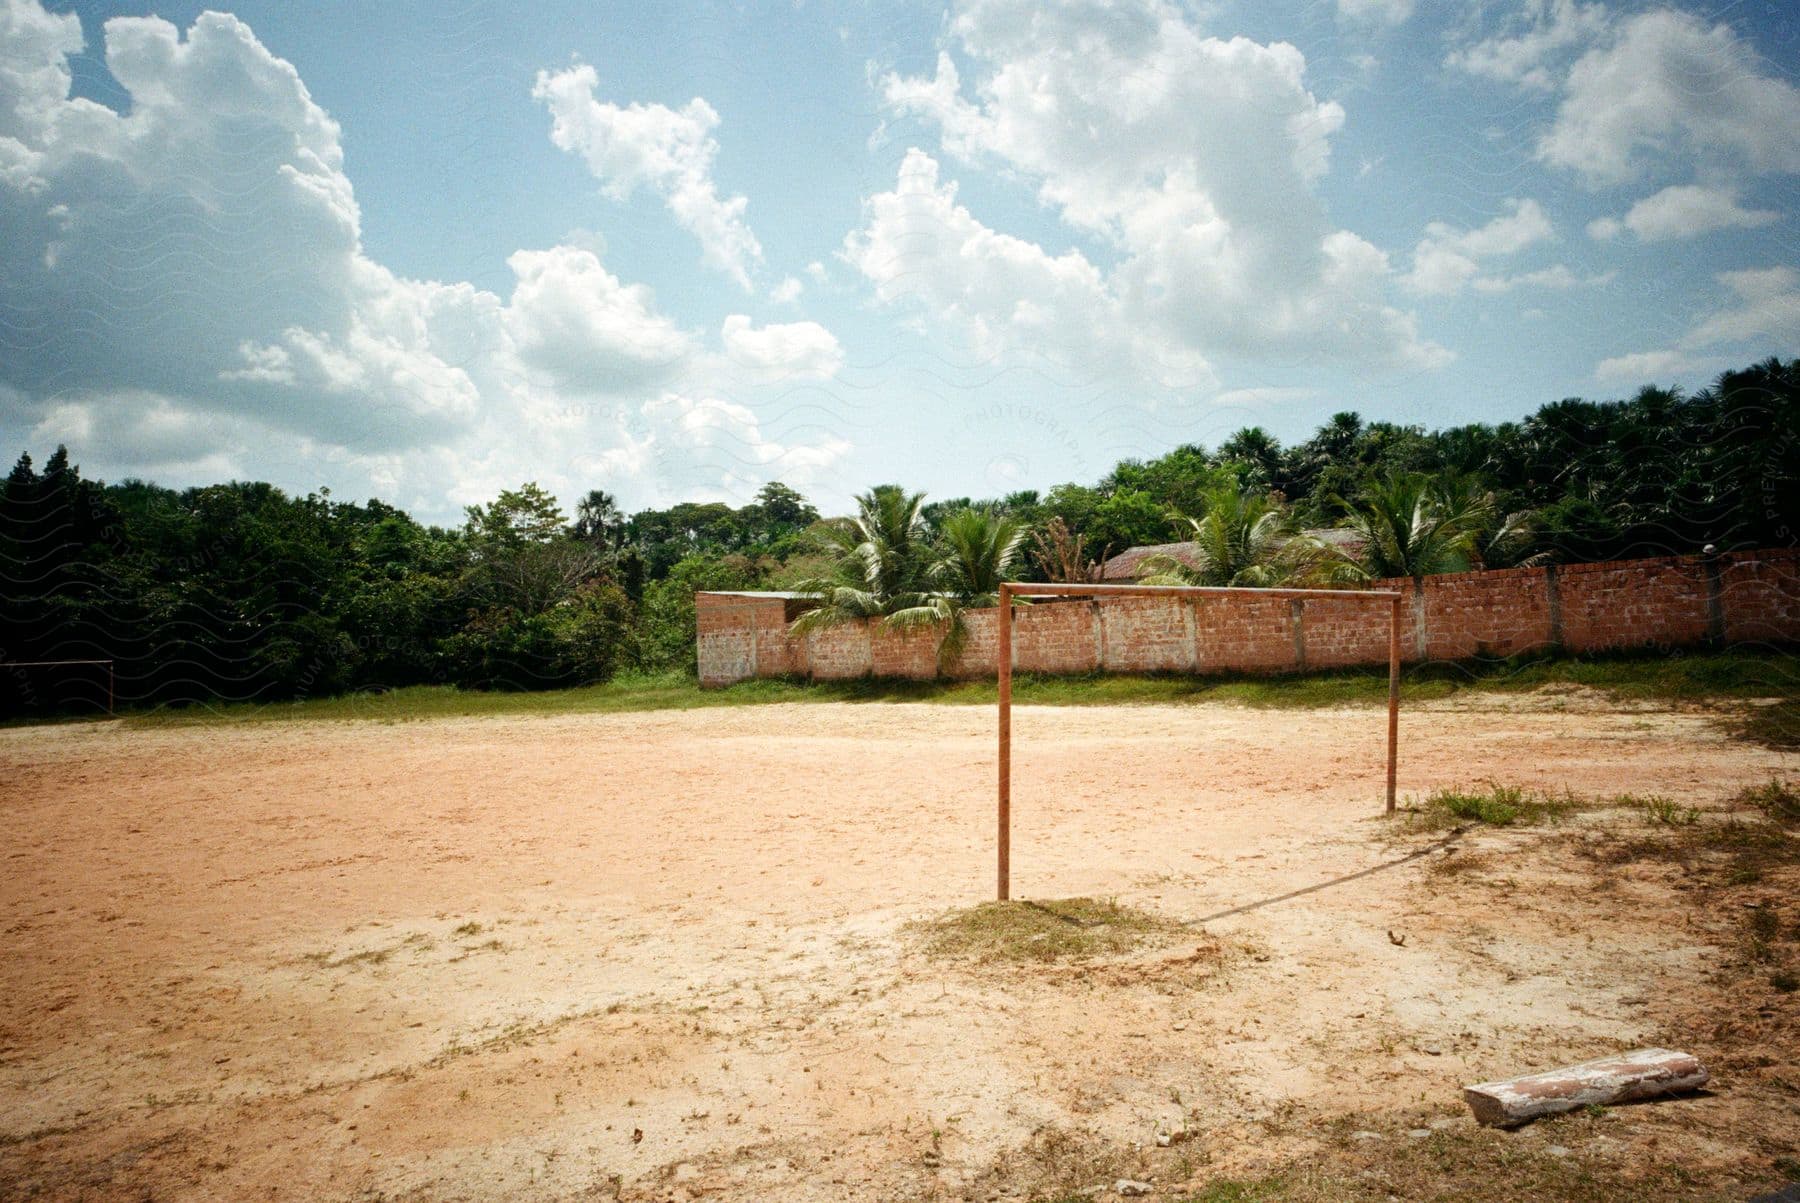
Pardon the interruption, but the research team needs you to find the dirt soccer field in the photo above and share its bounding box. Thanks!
[2,693,1796,1201]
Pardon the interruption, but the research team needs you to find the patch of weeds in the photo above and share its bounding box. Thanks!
[303,944,395,970]
[970,1126,1149,1202]
[912,897,1183,963]
[1581,782,1798,885]
[452,921,483,937]
[1404,782,1575,831]
[1771,972,1799,993]
[1635,795,1700,826]
[1428,849,1493,879]
[1699,819,1797,884]
[1734,779,1799,825]
[1735,700,1800,750]
[1165,1117,1748,1202]
[1743,905,1784,964]
[1181,1180,1288,1202]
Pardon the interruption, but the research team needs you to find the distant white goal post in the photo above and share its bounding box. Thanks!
[993,582,1404,901]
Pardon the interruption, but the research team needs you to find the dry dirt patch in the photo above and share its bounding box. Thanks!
[0,696,1793,1200]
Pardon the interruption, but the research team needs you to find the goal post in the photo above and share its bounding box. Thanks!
[0,659,116,717]
[994,582,1403,901]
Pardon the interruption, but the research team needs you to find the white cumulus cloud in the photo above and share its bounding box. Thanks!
[1684,267,1800,349]
[1587,184,1781,243]
[1539,10,1800,187]
[1601,267,1800,388]
[503,245,695,394]
[864,0,1447,385]
[1593,349,1698,384]
[1402,199,1555,296]
[533,63,763,289]
[841,149,1213,386]
[720,315,844,379]
[0,0,846,517]
[1444,0,1607,93]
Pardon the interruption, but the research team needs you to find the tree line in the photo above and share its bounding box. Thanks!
[2,358,1794,714]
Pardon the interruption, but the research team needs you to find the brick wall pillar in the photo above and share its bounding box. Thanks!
[1544,564,1564,648]
[1411,578,1427,661]
[1289,598,1307,670]
[1702,552,1726,646]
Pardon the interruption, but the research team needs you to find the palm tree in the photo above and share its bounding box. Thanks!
[1215,426,1284,490]
[1136,485,1338,587]
[1331,472,1492,581]
[888,507,1027,668]
[789,485,932,636]
[1429,472,1550,570]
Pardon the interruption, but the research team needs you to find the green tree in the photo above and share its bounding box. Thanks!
[888,507,1028,669]
[1038,482,1098,530]
[634,554,764,672]
[1137,486,1338,587]
[465,482,565,548]
[1087,489,1177,552]
[1331,472,1490,581]
[1102,445,1234,513]
[789,485,933,635]
[443,580,632,690]
[1215,426,1284,491]
[750,481,817,529]
[571,488,626,551]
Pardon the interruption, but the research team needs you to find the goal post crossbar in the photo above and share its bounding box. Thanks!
[993,582,1403,901]
[0,659,116,715]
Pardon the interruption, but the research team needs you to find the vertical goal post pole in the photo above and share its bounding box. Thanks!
[0,659,117,717]
[993,582,1403,902]
[1387,595,1401,814]
[997,581,1013,901]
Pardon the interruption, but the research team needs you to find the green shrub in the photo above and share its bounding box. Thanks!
[443,583,633,691]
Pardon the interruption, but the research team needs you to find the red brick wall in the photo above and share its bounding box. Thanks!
[1099,597,1189,672]
[1194,593,1294,673]
[1556,556,1711,652]
[695,595,789,686]
[870,624,939,679]
[1720,552,1800,644]
[752,622,801,677]
[1418,565,1555,660]
[948,609,1000,679]
[803,622,874,680]
[1302,594,1396,668]
[695,549,1800,686]
[1013,600,1101,674]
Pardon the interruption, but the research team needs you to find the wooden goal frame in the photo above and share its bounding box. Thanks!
[994,582,1403,901]
[0,658,116,716]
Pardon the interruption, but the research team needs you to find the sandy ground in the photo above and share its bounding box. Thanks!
[0,694,1794,1201]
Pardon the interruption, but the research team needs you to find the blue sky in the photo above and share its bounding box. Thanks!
[2,0,1796,522]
